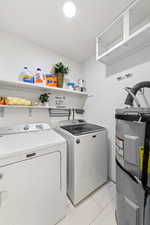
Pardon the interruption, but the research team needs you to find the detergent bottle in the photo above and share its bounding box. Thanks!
[19,67,34,84]
[34,68,45,86]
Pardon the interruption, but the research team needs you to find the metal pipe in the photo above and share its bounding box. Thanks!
[125,81,150,106]
[125,87,141,107]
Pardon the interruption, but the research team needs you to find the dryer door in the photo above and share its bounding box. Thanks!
[0,151,66,225]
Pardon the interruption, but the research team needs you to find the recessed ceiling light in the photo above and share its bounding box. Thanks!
[63,1,76,18]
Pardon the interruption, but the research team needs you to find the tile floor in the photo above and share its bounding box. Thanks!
[58,181,117,225]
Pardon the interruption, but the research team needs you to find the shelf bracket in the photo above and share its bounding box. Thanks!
[0,108,4,118]
[28,108,32,117]
[48,108,51,118]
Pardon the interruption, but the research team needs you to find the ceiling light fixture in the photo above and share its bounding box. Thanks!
[63,1,76,18]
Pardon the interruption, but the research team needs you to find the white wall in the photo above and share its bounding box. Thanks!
[0,31,82,127]
[0,31,81,83]
[81,56,150,181]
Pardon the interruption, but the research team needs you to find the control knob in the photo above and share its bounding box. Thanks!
[24,125,30,130]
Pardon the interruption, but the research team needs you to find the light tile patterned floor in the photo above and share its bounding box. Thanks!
[58,182,117,225]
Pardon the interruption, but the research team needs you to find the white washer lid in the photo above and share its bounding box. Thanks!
[0,130,65,159]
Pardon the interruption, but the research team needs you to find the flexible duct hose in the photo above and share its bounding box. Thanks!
[125,81,150,106]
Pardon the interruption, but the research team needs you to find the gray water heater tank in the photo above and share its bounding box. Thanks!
[115,107,150,225]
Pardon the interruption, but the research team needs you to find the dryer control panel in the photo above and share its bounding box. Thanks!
[0,123,50,135]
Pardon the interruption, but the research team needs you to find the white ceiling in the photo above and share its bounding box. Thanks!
[0,0,134,63]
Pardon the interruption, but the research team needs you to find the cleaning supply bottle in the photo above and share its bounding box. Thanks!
[42,70,47,86]
[19,67,34,84]
[34,68,45,86]
[46,73,58,87]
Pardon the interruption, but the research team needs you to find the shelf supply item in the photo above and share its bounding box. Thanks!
[34,68,45,87]
[0,97,5,105]
[73,86,80,91]
[19,67,34,84]
[67,82,76,90]
[46,74,57,87]
[78,79,86,92]
[78,79,85,88]
[5,97,31,106]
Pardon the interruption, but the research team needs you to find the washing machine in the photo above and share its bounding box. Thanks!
[0,123,67,225]
[55,119,108,205]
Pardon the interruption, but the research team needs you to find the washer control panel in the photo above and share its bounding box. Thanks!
[0,123,50,135]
